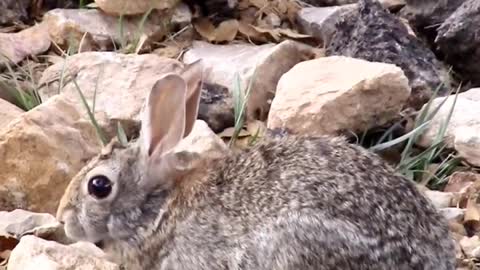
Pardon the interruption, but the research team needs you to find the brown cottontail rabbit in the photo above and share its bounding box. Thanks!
[56,60,456,270]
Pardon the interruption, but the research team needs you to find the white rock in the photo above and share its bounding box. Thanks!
[439,207,465,222]
[0,99,23,131]
[267,56,411,136]
[460,235,480,259]
[0,23,50,64]
[7,235,119,270]
[182,40,315,121]
[0,210,58,238]
[174,120,228,160]
[417,88,480,166]
[423,190,456,209]
[95,0,179,15]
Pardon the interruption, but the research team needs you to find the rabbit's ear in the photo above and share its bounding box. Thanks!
[142,74,187,158]
[180,60,204,138]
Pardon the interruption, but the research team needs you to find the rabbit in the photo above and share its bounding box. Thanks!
[56,59,457,270]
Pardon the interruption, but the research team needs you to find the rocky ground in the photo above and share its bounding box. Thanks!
[1,0,480,269]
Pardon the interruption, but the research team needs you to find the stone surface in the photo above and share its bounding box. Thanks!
[183,40,315,121]
[0,96,101,214]
[417,88,480,167]
[300,0,357,6]
[378,0,405,10]
[0,0,30,25]
[174,120,228,160]
[0,100,23,131]
[439,207,465,223]
[326,0,451,109]
[7,235,119,270]
[435,0,480,85]
[267,56,410,136]
[460,235,480,259]
[39,52,183,128]
[423,190,456,209]
[43,8,171,51]
[401,0,466,29]
[0,23,51,64]
[94,0,180,15]
[297,5,358,46]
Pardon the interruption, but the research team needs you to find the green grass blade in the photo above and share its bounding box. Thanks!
[116,121,129,146]
[72,79,108,145]
[370,120,431,152]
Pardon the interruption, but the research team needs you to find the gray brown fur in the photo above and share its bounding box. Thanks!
[58,134,456,270]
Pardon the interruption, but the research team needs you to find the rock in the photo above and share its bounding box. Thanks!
[0,96,102,214]
[445,172,479,193]
[0,100,23,131]
[94,0,180,15]
[0,23,51,65]
[267,56,410,136]
[0,209,70,246]
[183,40,315,121]
[297,5,358,46]
[0,0,30,25]
[423,190,456,209]
[435,0,480,85]
[7,235,119,270]
[171,3,192,28]
[43,8,171,51]
[174,120,228,161]
[439,207,465,222]
[300,0,357,6]
[198,83,234,133]
[326,0,451,109]
[378,0,405,10]
[39,52,183,127]
[401,0,466,29]
[417,88,480,166]
[460,235,480,259]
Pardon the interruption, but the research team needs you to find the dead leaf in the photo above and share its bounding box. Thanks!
[217,127,250,138]
[464,195,480,234]
[193,18,239,43]
[215,20,240,42]
[246,120,267,139]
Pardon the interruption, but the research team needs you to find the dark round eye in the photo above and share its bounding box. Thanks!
[88,175,112,199]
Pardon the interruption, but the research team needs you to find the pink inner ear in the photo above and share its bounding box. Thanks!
[142,74,187,159]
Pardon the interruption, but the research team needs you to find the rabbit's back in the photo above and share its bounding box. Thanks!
[156,135,456,270]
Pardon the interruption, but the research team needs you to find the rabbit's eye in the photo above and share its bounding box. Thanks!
[88,175,112,199]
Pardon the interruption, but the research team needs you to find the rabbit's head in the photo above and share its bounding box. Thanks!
[56,60,205,245]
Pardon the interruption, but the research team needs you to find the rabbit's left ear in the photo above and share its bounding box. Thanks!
[141,74,188,158]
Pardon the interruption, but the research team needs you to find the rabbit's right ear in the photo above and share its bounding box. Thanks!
[141,74,187,158]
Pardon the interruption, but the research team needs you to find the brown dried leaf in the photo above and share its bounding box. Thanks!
[215,20,240,42]
[193,18,217,42]
[277,28,312,39]
[193,18,239,43]
[217,127,250,138]
[246,120,267,138]
[464,195,480,234]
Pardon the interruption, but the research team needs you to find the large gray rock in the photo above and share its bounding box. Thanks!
[297,5,358,46]
[326,0,451,109]
[300,0,357,6]
[401,0,466,29]
[435,0,480,85]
